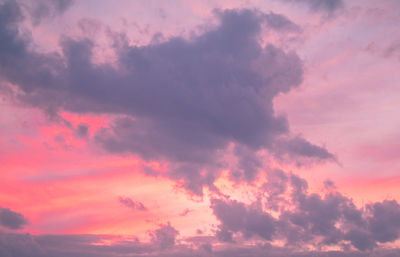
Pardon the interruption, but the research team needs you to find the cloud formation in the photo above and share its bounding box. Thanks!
[212,198,276,242]
[0,0,336,195]
[0,207,27,230]
[210,170,400,251]
[150,223,179,250]
[0,172,399,256]
[1,227,400,257]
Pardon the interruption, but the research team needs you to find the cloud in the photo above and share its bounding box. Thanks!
[118,197,147,211]
[367,200,400,244]
[0,232,153,257]
[73,123,89,138]
[230,145,263,182]
[211,199,276,242]
[179,208,192,216]
[0,1,334,195]
[272,136,337,166]
[150,223,179,250]
[0,203,398,255]
[27,0,74,25]
[210,170,400,251]
[262,169,289,211]
[0,207,28,230]
[281,0,344,14]
[263,11,301,31]
[383,40,400,60]
[0,229,400,257]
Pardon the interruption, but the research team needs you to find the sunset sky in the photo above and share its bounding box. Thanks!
[1,0,400,256]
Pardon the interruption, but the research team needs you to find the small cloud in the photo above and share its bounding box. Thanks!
[281,0,344,15]
[150,222,179,250]
[118,197,147,211]
[74,123,89,138]
[0,207,28,230]
[179,208,192,216]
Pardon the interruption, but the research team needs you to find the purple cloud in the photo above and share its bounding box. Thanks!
[281,0,344,14]
[150,223,179,250]
[210,171,400,251]
[0,0,335,195]
[0,207,28,230]
[118,197,147,211]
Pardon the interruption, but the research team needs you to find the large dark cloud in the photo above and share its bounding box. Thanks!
[0,0,334,194]
[0,207,28,230]
[210,170,400,251]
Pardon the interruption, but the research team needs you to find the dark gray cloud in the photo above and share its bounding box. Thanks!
[0,0,334,195]
[0,207,28,230]
[282,0,344,14]
[118,197,147,211]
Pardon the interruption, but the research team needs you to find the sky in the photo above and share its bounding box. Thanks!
[0,0,400,256]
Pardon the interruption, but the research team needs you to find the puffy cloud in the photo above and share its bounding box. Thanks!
[367,200,400,244]
[0,0,333,195]
[150,223,179,250]
[211,199,276,242]
[230,145,263,182]
[262,169,289,211]
[210,171,400,251]
[0,207,28,230]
